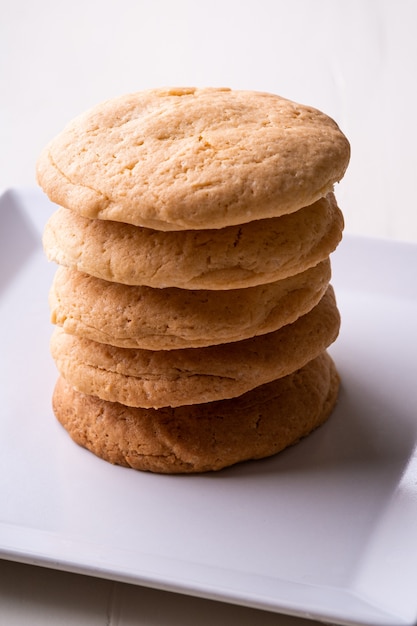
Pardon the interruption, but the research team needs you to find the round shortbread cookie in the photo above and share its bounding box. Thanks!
[50,286,340,408]
[43,193,343,290]
[49,260,331,350]
[52,351,340,473]
[36,87,350,231]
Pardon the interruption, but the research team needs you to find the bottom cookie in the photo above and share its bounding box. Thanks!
[52,351,340,474]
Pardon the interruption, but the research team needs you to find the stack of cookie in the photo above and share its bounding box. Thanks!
[37,87,350,473]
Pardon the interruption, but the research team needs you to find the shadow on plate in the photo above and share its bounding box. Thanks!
[207,370,416,486]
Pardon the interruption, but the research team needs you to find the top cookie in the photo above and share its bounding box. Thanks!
[36,87,350,230]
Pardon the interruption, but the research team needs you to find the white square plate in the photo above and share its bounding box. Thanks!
[1,188,417,626]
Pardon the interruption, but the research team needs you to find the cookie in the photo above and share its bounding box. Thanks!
[50,286,340,408]
[36,87,350,231]
[49,259,331,350]
[43,192,343,290]
[52,351,340,473]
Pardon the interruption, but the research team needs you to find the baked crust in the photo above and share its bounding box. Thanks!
[52,351,340,473]
[50,287,340,408]
[49,260,331,350]
[43,193,343,289]
[37,87,350,230]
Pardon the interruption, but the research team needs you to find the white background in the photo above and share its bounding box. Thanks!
[1,2,416,625]
[1,0,417,242]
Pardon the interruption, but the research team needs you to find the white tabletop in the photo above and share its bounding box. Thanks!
[1,1,417,624]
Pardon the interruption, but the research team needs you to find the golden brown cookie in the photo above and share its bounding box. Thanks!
[43,193,343,290]
[49,259,331,350]
[50,286,340,408]
[52,351,340,473]
[36,87,350,231]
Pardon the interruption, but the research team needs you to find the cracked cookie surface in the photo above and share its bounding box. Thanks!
[36,87,350,231]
